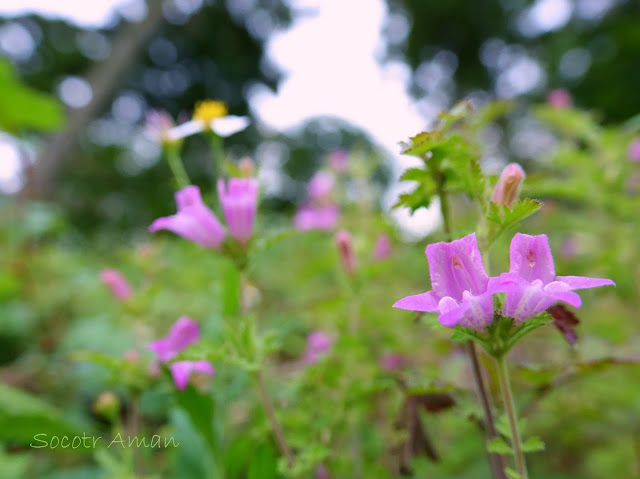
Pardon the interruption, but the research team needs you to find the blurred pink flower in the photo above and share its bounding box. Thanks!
[627,138,640,162]
[380,353,410,371]
[148,317,200,362]
[293,204,340,231]
[169,360,215,390]
[144,110,176,144]
[491,163,525,208]
[546,88,572,109]
[149,185,226,250]
[328,149,348,172]
[373,233,392,261]
[302,331,333,364]
[335,230,357,276]
[308,172,334,202]
[123,350,139,362]
[100,269,133,301]
[218,177,259,245]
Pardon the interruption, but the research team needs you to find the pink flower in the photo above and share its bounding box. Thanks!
[144,110,176,144]
[100,269,133,301]
[380,353,410,371]
[149,186,226,250]
[217,177,259,245]
[491,163,525,208]
[393,233,494,331]
[373,233,392,261]
[169,360,215,390]
[293,204,340,231]
[546,88,572,109]
[335,230,357,276]
[627,138,640,162]
[328,149,348,172]
[488,234,615,322]
[308,172,334,202]
[302,332,333,364]
[148,317,200,362]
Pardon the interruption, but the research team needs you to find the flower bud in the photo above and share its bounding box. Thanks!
[373,233,391,261]
[627,138,640,162]
[100,269,133,301]
[491,163,525,208]
[93,392,120,422]
[335,229,357,276]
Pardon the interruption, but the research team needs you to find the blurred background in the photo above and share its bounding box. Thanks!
[1,1,640,478]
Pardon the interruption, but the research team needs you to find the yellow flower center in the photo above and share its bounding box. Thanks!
[192,100,228,124]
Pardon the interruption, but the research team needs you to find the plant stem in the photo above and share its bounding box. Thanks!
[467,342,507,479]
[166,145,190,188]
[496,354,528,479]
[436,178,505,479]
[209,132,223,185]
[256,370,295,467]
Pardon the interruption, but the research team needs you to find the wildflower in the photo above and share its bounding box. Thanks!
[149,185,226,250]
[627,138,640,162]
[293,204,340,231]
[491,163,525,208]
[167,99,249,140]
[100,269,133,301]
[546,88,571,109]
[143,109,176,145]
[328,149,348,172]
[488,234,615,322]
[302,332,333,364]
[169,360,215,390]
[307,172,334,202]
[217,177,259,245]
[335,230,357,276]
[393,233,494,331]
[148,317,200,362]
[373,233,392,261]
[380,353,409,371]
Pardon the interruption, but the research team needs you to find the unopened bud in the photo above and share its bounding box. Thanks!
[546,88,571,109]
[491,163,525,208]
[373,233,391,261]
[93,392,120,422]
[335,230,357,276]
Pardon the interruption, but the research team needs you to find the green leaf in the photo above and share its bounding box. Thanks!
[0,58,65,132]
[0,383,86,446]
[486,199,543,248]
[486,437,513,455]
[400,130,445,157]
[247,443,278,479]
[174,385,219,455]
[521,436,545,452]
[222,259,241,316]
[507,312,553,350]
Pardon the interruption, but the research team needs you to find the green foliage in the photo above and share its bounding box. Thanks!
[485,199,543,249]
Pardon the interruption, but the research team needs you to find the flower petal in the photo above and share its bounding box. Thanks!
[169,360,215,390]
[509,233,556,284]
[167,317,200,352]
[211,115,250,137]
[167,119,206,141]
[426,233,488,301]
[393,291,439,312]
[544,281,582,309]
[555,276,616,290]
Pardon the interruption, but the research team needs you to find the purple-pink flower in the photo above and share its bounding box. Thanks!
[308,172,334,202]
[393,233,494,331]
[380,353,410,371]
[293,204,340,231]
[148,317,200,362]
[627,138,640,162]
[491,163,525,208]
[217,177,259,245]
[149,186,226,250]
[373,233,392,261]
[302,331,333,364]
[488,234,615,322]
[169,360,215,390]
[328,149,348,172]
[546,88,572,109]
[100,269,133,301]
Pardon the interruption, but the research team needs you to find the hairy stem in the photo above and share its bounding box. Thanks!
[256,371,295,467]
[496,355,528,479]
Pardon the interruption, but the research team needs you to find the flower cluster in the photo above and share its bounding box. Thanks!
[394,233,614,331]
[294,171,340,231]
[149,179,258,250]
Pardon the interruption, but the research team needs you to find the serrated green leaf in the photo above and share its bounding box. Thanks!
[522,436,545,452]
[399,166,430,182]
[487,437,513,455]
[400,130,445,157]
[486,199,543,249]
[505,467,525,479]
